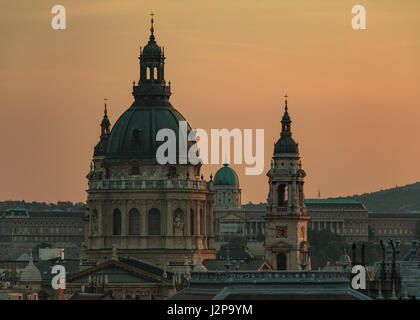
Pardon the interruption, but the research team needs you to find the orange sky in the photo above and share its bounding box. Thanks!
[0,0,419,204]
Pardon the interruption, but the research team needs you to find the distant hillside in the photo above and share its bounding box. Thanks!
[335,182,420,213]
[0,200,86,212]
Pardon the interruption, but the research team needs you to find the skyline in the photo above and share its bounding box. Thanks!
[0,0,419,204]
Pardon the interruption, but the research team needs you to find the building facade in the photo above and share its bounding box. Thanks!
[0,207,84,260]
[307,199,369,242]
[369,212,420,240]
[84,17,216,270]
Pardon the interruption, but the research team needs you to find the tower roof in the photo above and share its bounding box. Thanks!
[214,163,239,187]
[274,96,299,154]
[20,249,41,283]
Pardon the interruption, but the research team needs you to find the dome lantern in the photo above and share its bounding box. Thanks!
[274,96,299,155]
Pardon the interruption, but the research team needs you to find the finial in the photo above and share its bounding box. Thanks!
[284,94,288,112]
[150,12,155,35]
[104,97,108,115]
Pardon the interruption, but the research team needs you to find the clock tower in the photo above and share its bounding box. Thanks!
[264,97,310,270]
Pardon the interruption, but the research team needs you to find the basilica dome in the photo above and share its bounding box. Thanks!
[105,99,191,162]
[214,163,239,187]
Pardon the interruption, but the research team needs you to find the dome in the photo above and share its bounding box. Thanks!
[274,99,299,154]
[142,37,162,57]
[214,164,239,187]
[105,99,192,162]
[20,252,41,283]
[274,136,299,154]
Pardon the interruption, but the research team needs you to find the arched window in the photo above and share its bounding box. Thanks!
[146,67,151,79]
[129,208,140,235]
[278,184,286,206]
[200,208,204,236]
[190,209,194,235]
[277,253,287,270]
[113,209,121,235]
[154,67,158,80]
[148,208,161,235]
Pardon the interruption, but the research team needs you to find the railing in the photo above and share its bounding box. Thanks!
[88,179,209,191]
[190,270,349,283]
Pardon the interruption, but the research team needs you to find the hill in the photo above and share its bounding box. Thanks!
[334,182,420,213]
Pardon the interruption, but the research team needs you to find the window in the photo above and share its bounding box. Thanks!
[190,209,194,235]
[113,209,121,235]
[130,166,139,175]
[129,208,140,235]
[154,67,158,80]
[148,208,161,235]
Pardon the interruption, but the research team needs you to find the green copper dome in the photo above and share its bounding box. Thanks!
[214,164,239,187]
[105,100,191,162]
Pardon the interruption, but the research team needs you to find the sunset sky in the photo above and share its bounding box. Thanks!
[0,0,419,204]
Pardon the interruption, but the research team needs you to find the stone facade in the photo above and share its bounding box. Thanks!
[0,208,84,260]
[369,212,420,241]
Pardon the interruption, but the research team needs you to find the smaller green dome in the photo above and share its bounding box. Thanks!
[214,164,239,187]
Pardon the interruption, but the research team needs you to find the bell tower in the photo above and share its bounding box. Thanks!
[264,96,310,270]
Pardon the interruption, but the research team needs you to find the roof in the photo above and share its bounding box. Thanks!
[305,198,361,204]
[105,101,191,162]
[214,164,239,187]
[16,253,29,262]
[66,257,174,284]
[203,258,265,271]
[36,259,81,282]
[369,212,420,219]
[70,291,113,300]
[28,211,84,218]
[216,246,254,261]
[169,270,372,300]
[305,199,366,210]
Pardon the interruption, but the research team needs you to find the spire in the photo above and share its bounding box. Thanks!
[280,95,292,136]
[150,12,155,38]
[100,98,111,139]
[29,248,34,265]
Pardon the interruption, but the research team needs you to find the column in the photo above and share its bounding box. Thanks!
[122,200,127,236]
[166,201,172,236]
[141,202,147,236]
[195,201,200,236]
[186,200,191,236]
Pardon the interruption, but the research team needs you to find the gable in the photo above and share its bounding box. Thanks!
[69,266,155,284]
